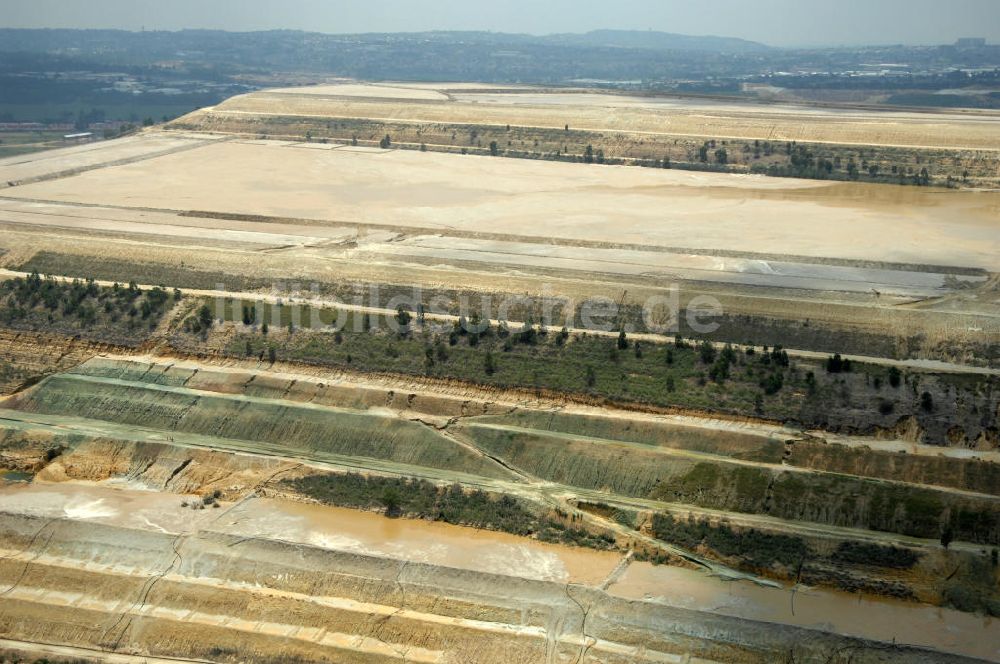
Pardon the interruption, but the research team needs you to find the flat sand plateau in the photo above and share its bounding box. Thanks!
[210,81,1000,150]
[4,136,999,273]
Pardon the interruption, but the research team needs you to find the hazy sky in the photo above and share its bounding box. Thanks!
[3,0,998,47]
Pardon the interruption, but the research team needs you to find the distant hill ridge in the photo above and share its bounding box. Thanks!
[0,27,771,54]
[542,29,771,52]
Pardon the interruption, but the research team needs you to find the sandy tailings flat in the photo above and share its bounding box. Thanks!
[609,563,1000,662]
[0,132,224,185]
[221,83,1000,150]
[4,137,999,271]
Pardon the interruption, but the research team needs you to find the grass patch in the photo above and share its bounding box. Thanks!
[20,374,509,479]
[471,410,786,462]
[769,473,1000,545]
[0,130,68,158]
[941,556,1000,617]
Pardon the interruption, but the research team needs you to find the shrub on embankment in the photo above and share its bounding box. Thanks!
[650,513,810,569]
[282,472,617,550]
[201,306,997,446]
[0,271,179,345]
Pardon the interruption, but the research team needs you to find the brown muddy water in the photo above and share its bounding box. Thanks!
[0,482,996,660]
[610,562,1000,661]
[219,497,623,585]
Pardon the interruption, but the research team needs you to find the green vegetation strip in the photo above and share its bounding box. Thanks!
[0,271,179,345]
[470,410,787,463]
[16,253,994,364]
[282,472,617,550]
[210,301,996,447]
[649,513,810,569]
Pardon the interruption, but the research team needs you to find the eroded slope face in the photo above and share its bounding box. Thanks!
[0,357,997,663]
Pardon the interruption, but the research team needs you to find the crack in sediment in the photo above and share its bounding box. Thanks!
[101,532,186,652]
[394,560,408,613]
[169,395,200,431]
[130,456,158,482]
[762,472,778,514]
[406,415,528,482]
[51,337,78,368]
[179,367,199,388]
[254,462,303,495]
[406,415,458,432]
[564,584,594,664]
[136,361,161,384]
[162,458,193,489]
[363,560,410,662]
[0,519,57,598]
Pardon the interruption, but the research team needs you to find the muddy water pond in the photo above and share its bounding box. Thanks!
[0,471,32,484]
[220,497,623,585]
[2,481,996,659]
[610,562,999,662]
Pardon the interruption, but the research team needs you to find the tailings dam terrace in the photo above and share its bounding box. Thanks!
[0,81,997,663]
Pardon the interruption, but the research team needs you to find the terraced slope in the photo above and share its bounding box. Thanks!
[0,356,997,633]
[0,479,994,664]
[8,371,513,482]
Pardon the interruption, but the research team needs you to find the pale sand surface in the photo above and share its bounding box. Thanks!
[0,481,621,585]
[0,133,218,183]
[0,481,219,533]
[266,81,1000,123]
[0,480,994,661]
[215,85,1000,150]
[7,138,998,269]
[265,83,450,101]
